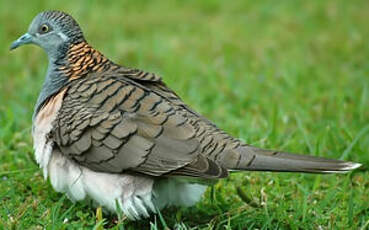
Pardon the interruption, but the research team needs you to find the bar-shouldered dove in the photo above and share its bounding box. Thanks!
[10,10,361,220]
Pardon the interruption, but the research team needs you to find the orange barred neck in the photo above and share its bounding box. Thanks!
[58,42,116,80]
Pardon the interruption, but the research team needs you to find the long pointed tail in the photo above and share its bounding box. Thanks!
[223,145,361,173]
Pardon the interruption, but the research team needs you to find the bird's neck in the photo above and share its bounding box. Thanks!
[55,41,114,80]
[33,41,115,120]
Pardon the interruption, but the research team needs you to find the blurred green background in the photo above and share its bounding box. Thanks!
[0,0,368,229]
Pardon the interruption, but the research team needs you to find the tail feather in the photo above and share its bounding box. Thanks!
[225,145,361,173]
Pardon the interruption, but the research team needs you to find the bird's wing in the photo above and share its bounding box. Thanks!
[52,71,228,179]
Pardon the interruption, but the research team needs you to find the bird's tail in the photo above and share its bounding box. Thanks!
[223,145,361,173]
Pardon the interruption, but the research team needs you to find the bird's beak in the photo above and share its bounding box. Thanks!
[10,33,33,50]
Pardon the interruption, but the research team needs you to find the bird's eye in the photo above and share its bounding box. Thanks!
[40,24,49,34]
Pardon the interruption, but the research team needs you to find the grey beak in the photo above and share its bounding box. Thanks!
[10,33,33,50]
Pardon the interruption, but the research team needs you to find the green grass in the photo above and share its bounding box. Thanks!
[1,0,368,229]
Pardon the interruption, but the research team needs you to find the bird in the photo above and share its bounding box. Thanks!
[10,10,361,220]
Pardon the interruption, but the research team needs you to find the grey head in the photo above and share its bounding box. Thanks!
[10,10,85,60]
[10,11,87,120]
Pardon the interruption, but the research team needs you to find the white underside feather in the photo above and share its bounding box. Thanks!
[34,137,207,219]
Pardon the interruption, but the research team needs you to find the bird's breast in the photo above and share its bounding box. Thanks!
[32,88,67,178]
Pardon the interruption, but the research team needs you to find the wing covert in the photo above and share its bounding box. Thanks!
[53,74,227,178]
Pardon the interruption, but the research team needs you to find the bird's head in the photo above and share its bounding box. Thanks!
[10,10,85,58]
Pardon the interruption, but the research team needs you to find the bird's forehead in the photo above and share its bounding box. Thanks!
[28,13,44,30]
[28,13,53,33]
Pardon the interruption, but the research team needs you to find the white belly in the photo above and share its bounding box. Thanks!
[48,150,155,219]
[47,150,207,219]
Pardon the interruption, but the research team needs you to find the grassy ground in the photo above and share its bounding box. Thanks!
[0,0,368,229]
